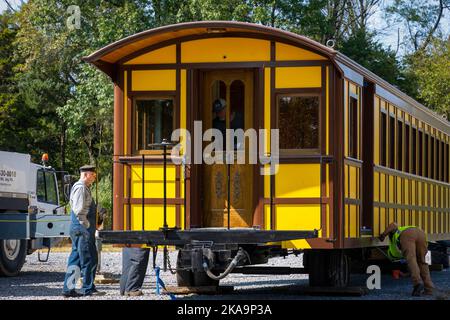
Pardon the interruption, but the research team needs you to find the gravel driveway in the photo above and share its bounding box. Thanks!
[0,250,448,300]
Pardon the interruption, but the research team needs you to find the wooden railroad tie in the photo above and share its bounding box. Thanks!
[164,286,234,295]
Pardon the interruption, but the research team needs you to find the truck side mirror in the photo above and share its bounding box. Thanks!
[63,174,72,201]
[63,174,72,184]
[63,184,71,201]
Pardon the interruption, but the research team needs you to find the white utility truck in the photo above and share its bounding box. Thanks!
[0,151,71,276]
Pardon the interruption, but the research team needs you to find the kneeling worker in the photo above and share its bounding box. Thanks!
[379,223,435,296]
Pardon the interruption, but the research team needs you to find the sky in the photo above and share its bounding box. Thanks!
[1,0,449,57]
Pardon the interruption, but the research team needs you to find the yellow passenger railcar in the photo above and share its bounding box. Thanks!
[85,21,450,287]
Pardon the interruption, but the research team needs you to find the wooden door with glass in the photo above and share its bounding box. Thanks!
[201,70,254,228]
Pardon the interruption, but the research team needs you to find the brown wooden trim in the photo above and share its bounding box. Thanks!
[278,156,333,164]
[175,165,181,228]
[253,68,264,229]
[175,44,181,229]
[335,70,345,248]
[126,167,131,231]
[125,198,185,205]
[304,238,335,249]
[320,66,327,238]
[328,65,335,241]
[126,78,132,231]
[270,42,276,230]
[121,60,330,71]
[128,90,177,97]
[191,70,202,228]
[121,64,179,70]
[185,69,193,229]
[362,81,375,231]
[263,197,330,205]
[118,156,183,164]
[113,71,124,231]
[274,88,322,95]
[343,237,383,248]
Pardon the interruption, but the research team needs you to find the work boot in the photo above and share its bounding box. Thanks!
[62,290,83,298]
[83,290,107,297]
[423,288,434,296]
[424,288,448,300]
[125,290,143,297]
[412,283,424,297]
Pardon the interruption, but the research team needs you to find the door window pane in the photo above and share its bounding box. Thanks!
[412,127,417,175]
[278,95,319,150]
[230,80,245,131]
[419,131,423,176]
[135,99,174,151]
[45,171,58,205]
[380,112,387,166]
[389,116,395,169]
[349,97,358,159]
[405,123,410,173]
[37,170,46,202]
[397,120,403,171]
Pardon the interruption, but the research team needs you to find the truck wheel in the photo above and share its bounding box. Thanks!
[328,251,350,287]
[0,239,27,277]
[431,248,449,269]
[306,250,350,287]
[306,250,328,287]
[176,250,194,287]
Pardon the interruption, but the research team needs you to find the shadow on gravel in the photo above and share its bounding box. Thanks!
[0,285,66,298]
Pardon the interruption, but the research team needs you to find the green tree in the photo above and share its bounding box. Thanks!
[408,38,450,117]
[14,0,152,175]
[339,28,402,86]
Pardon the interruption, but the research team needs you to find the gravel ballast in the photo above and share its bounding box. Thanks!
[0,250,448,300]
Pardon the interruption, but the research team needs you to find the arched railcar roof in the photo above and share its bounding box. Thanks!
[83,21,450,132]
[83,21,338,70]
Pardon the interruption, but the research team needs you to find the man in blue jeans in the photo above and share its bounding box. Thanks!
[62,165,105,297]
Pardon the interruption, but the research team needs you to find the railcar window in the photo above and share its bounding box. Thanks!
[412,128,417,175]
[380,112,387,166]
[441,141,445,181]
[389,116,395,169]
[397,120,403,171]
[419,131,423,176]
[134,98,174,152]
[278,95,319,151]
[349,97,358,159]
[431,137,435,180]
[405,123,410,173]
[424,134,429,178]
[446,144,449,182]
